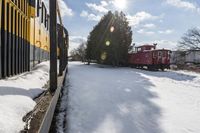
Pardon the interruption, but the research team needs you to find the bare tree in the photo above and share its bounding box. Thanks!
[70,42,86,62]
[179,28,200,50]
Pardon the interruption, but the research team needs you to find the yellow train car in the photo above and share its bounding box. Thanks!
[0,0,51,79]
[29,0,50,67]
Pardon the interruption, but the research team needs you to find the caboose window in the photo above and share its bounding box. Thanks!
[158,51,162,56]
[137,48,141,52]
[163,51,166,57]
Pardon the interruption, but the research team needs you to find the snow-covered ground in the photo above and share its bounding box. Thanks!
[57,62,200,133]
[0,62,49,133]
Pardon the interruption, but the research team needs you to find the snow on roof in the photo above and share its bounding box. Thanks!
[136,44,155,48]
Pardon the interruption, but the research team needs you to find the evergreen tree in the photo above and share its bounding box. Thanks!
[86,11,132,66]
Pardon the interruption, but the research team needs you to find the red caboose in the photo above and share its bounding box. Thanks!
[128,44,171,70]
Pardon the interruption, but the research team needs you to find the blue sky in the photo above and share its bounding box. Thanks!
[57,0,200,51]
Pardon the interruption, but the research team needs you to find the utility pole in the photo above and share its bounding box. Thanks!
[49,0,57,93]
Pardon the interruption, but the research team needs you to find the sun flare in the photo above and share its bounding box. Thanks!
[114,0,127,9]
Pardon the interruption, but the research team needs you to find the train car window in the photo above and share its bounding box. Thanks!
[137,48,141,52]
[158,51,162,56]
[153,52,156,58]
[46,15,49,30]
[41,2,44,23]
[37,0,41,17]
[168,51,171,58]
[44,6,47,28]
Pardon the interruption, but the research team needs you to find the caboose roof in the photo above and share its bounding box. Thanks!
[136,44,155,48]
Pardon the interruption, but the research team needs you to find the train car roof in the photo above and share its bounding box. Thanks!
[136,44,155,48]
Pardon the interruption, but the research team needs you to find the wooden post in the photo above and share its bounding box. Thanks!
[49,0,57,93]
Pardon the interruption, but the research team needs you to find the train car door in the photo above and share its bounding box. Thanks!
[158,51,162,64]
[162,51,167,64]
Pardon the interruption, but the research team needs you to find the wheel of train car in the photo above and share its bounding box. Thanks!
[147,65,154,71]
[147,65,152,70]
[161,67,164,71]
[130,64,135,68]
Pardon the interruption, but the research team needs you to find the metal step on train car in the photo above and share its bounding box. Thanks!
[0,0,67,79]
[128,44,171,71]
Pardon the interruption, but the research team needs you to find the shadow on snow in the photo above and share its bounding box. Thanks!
[0,86,44,99]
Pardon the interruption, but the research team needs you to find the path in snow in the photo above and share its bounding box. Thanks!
[56,62,200,133]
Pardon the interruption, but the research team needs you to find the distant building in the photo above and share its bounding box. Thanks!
[171,50,200,65]
[185,50,200,64]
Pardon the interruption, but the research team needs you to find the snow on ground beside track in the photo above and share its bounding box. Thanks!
[0,62,49,133]
[59,62,200,133]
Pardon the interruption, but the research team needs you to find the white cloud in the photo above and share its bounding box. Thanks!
[166,0,200,13]
[127,11,160,27]
[43,0,73,17]
[86,2,109,13]
[58,0,73,16]
[69,36,87,53]
[80,1,111,21]
[153,40,178,50]
[137,29,155,35]
[159,29,174,34]
[101,1,109,6]
[143,23,156,28]
[138,28,174,35]
[80,10,102,21]
[69,36,87,43]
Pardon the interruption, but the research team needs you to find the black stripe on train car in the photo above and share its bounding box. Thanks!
[24,40,26,72]
[24,40,28,71]
[21,17,24,73]
[11,6,14,75]
[1,0,7,77]
[20,15,23,73]
[18,26,21,74]
[17,12,20,74]
[24,19,27,72]
[23,20,26,72]
[24,20,27,72]
[2,29,7,78]
[20,17,23,73]
[12,9,16,75]
[16,28,19,75]
[25,21,29,72]
[7,3,11,77]
[27,41,30,71]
